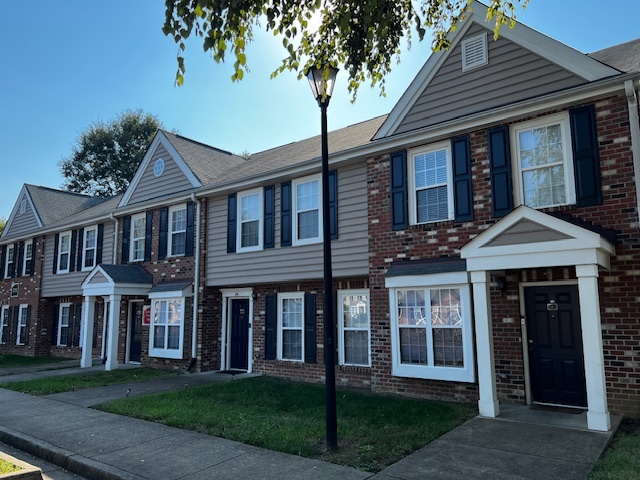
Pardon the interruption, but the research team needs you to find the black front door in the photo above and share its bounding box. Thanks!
[229,299,250,370]
[525,285,587,407]
[129,302,143,363]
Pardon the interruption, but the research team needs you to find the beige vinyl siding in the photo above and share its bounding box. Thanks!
[42,222,115,297]
[127,144,194,205]
[485,220,572,247]
[4,197,40,238]
[395,23,586,134]
[206,163,368,286]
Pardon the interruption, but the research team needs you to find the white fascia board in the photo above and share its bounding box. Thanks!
[119,132,202,208]
[148,285,193,299]
[113,191,197,217]
[2,185,43,240]
[81,265,115,289]
[466,248,610,272]
[220,287,253,297]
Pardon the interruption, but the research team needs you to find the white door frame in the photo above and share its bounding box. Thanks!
[220,288,254,373]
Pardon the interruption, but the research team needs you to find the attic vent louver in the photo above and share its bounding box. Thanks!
[462,33,488,72]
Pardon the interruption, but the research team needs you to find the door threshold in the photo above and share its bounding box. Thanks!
[531,402,586,414]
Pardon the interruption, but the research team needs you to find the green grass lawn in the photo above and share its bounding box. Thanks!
[1,367,175,395]
[97,376,475,472]
[589,418,640,479]
[0,458,21,474]
[0,354,70,368]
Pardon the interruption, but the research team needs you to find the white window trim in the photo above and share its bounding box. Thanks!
[16,304,28,345]
[408,141,454,225]
[292,174,323,246]
[149,297,185,359]
[236,188,264,253]
[168,204,187,257]
[82,225,98,271]
[4,245,14,278]
[130,214,146,262]
[58,302,72,347]
[386,274,475,383]
[337,289,371,367]
[461,32,488,72]
[277,292,305,362]
[23,239,33,276]
[57,231,71,274]
[510,112,576,209]
[0,305,9,344]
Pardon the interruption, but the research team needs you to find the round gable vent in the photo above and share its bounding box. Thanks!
[154,158,165,177]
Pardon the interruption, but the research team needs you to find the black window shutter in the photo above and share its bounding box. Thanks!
[304,293,317,364]
[488,126,514,217]
[72,303,82,348]
[69,230,78,272]
[76,228,84,271]
[328,170,339,240]
[9,243,17,278]
[227,194,237,253]
[570,104,603,207]
[185,201,195,257]
[280,181,292,247]
[390,150,408,230]
[144,210,153,262]
[25,305,31,345]
[122,215,131,264]
[0,245,6,277]
[52,233,59,274]
[451,136,474,222]
[16,242,24,277]
[264,186,275,249]
[265,294,277,360]
[158,208,168,260]
[51,305,59,346]
[96,225,104,264]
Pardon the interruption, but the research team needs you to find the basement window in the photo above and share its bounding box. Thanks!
[462,33,488,72]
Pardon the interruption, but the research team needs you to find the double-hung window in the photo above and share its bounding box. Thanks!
[338,290,370,367]
[16,305,28,345]
[278,293,304,361]
[386,272,474,382]
[82,226,98,271]
[23,240,33,276]
[57,232,71,273]
[150,298,184,359]
[292,175,322,245]
[511,113,575,209]
[169,205,187,256]
[4,245,14,278]
[58,303,71,346]
[130,214,146,262]
[237,189,263,252]
[0,305,9,344]
[409,142,454,224]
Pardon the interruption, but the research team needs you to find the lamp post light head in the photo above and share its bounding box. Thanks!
[306,66,339,107]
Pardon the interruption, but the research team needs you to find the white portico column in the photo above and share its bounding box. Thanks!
[576,264,611,432]
[471,270,499,417]
[105,294,122,371]
[80,296,96,368]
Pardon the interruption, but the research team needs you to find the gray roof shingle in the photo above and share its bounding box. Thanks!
[25,185,107,226]
[589,38,640,73]
[99,264,153,284]
[385,258,467,278]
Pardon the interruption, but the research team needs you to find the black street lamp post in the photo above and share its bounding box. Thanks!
[306,65,339,450]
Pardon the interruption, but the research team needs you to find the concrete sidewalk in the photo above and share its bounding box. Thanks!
[0,365,620,479]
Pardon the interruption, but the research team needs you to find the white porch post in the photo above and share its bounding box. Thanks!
[471,270,499,417]
[576,264,611,432]
[105,294,122,371]
[80,296,96,368]
[100,297,109,361]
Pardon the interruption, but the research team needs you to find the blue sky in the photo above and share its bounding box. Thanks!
[1,0,638,220]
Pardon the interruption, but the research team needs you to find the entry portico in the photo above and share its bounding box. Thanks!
[461,206,616,432]
[81,265,153,370]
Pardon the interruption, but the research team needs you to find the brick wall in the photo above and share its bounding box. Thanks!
[366,93,640,414]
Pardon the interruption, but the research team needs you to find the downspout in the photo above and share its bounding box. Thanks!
[625,80,640,223]
[188,193,201,371]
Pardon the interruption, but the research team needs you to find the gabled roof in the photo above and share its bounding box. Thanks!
[43,194,122,233]
[210,115,387,185]
[26,184,104,226]
[589,38,640,73]
[374,1,621,139]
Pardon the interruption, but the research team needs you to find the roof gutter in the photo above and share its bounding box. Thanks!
[625,79,640,227]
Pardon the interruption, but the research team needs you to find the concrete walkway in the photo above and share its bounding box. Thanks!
[0,363,621,479]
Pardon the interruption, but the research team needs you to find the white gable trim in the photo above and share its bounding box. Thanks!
[81,265,152,297]
[374,1,620,140]
[460,206,615,271]
[2,185,43,239]
[119,131,202,208]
